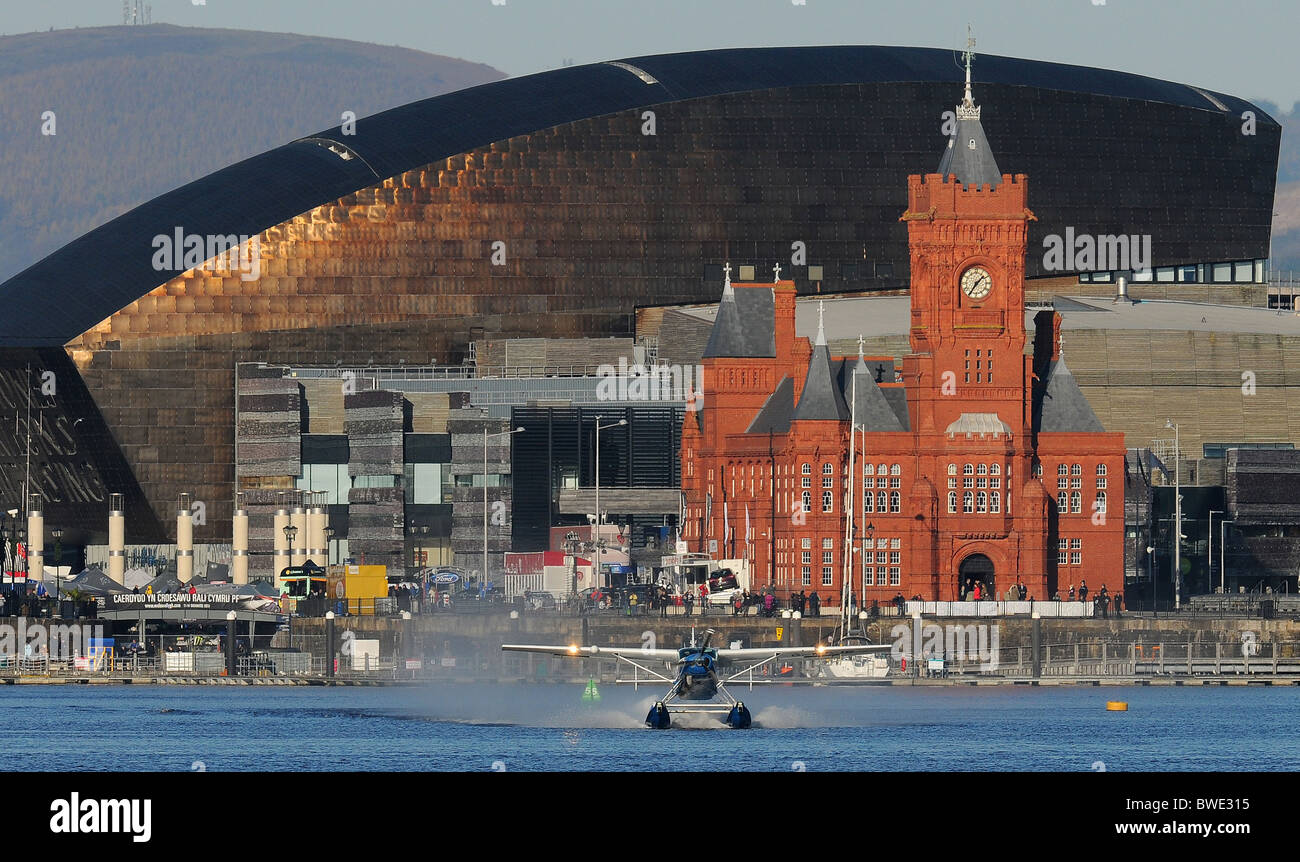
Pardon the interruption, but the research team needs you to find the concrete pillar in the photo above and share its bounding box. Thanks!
[107,492,126,584]
[325,611,336,678]
[273,507,289,588]
[225,610,237,676]
[307,498,326,567]
[232,501,249,585]
[176,493,194,584]
[26,494,43,582]
[290,503,307,568]
[1031,612,1041,679]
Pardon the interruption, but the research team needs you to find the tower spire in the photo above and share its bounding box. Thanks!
[815,300,826,346]
[961,24,976,109]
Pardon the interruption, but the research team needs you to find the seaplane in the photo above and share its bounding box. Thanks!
[502,628,889,728]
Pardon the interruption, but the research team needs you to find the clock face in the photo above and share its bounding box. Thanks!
[960,266,993,301]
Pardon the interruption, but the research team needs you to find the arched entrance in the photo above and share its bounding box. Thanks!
[958,554,995,601]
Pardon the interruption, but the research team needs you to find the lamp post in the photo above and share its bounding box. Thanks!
[283,524,298,569]
[51,527,63,602]
[593,416,627,590]
[1165,419,1182,610]
[1220,519,1235,595]
[864,521,875,610]
[324,526,335,566]
[484,426,524,596]
[1146,544,1155,615]
[1209,510,1224,594]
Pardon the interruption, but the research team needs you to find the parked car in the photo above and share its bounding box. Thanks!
[524,591,556,611]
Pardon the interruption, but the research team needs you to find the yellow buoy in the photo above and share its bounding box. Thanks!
[1106,701,1128,711]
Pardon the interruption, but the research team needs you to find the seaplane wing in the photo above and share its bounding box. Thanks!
[501,644,682,662]
[716,644,892,661]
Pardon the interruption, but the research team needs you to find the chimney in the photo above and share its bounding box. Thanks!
[1114,272,1129,303]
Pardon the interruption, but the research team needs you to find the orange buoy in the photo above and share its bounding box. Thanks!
[1106,701,1128,711]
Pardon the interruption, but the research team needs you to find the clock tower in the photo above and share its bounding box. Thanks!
[900,42,1035,438]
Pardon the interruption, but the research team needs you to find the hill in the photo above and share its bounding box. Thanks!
[0,24,504,284]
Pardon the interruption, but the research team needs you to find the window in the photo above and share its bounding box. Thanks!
[802,537,811,549]
[1070,538,1082,549]
[823,475,834,489]
[890,538,900,549]
[889,491,901,513]
[1070,491,1082,513]
[889,568,901,586]
[1059,538,1069,550]
[802,491,812,513]
[948,492,958,513]
[977,463,988,475]
[877,463,888,475]
[864,463,875,475]
[863,566,874,586]
[802,567,811,586]
[1058,551,1068,565]
[877,491,887,512]
[990,477,1000,489]
[947,477,957,489]
[864,476,875,489]
[977,476,987,488]
[802,463,811,475]
[976,491,987,513]
[1096,476,1107,489]
[891,464,901,476]
[963,491,974,513]
[964,464,975,475]
[802,551,811,565]
[802,475,811,488]
[889,477,901,489]
[1071,476,1082,489]
[823,462,834,475]
[964,476,974,489]
[822,537,833,549]
[947,464,957,475]
[823,567,834,587]
[1096,491,1107,513]
[1058,477,1068,490]
[823,491,833,513]
[1057,464,1068,476]
[823,551,833,565]
[1071,463,1082,476]
[991,464,1001,475]
[1032,462,1043,478]
[990,492,1000,513]
[1096,464,1107,476]
[864,492,874,513]
[1057,491,1068,510]
[890,550,901,565]
[877,551,888,565]
[1071,552,1082,566]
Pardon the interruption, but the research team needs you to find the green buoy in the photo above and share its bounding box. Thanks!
[581,678,601,702]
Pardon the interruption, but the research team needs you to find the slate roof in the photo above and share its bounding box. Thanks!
[1036,358,1105,432]
[793,311,850,422]
[745,376,795,434]
[702,284,749,357]
[937,109,1003,188]
[840,355,905,431]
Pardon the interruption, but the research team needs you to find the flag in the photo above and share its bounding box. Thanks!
[744,505,752,561]
[723,500,730,554]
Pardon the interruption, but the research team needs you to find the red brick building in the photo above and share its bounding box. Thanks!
[681,79,1125,606]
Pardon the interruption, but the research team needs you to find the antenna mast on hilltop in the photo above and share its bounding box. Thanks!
[122,0,152,25]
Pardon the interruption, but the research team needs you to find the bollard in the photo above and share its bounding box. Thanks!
[325,611,336,678]
[225,610,237,677]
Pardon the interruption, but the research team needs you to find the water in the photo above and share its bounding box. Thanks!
[3,683,1297,771]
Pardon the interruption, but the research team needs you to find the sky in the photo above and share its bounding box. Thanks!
[7,0,1297,115]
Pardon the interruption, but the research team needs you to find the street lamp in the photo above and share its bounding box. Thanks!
[324,526,335,566]
[283,524,298,570]
[1165,419,1182,610]
[51,527,63,602]
[864,521,875,609]
[484,426,524,596]
[1209,510,1224,594]
[1220,518,1235,595]
[593,416,627,589]
[1146,544,1155,614]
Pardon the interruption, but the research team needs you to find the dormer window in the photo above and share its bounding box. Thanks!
[968,138,976,149]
